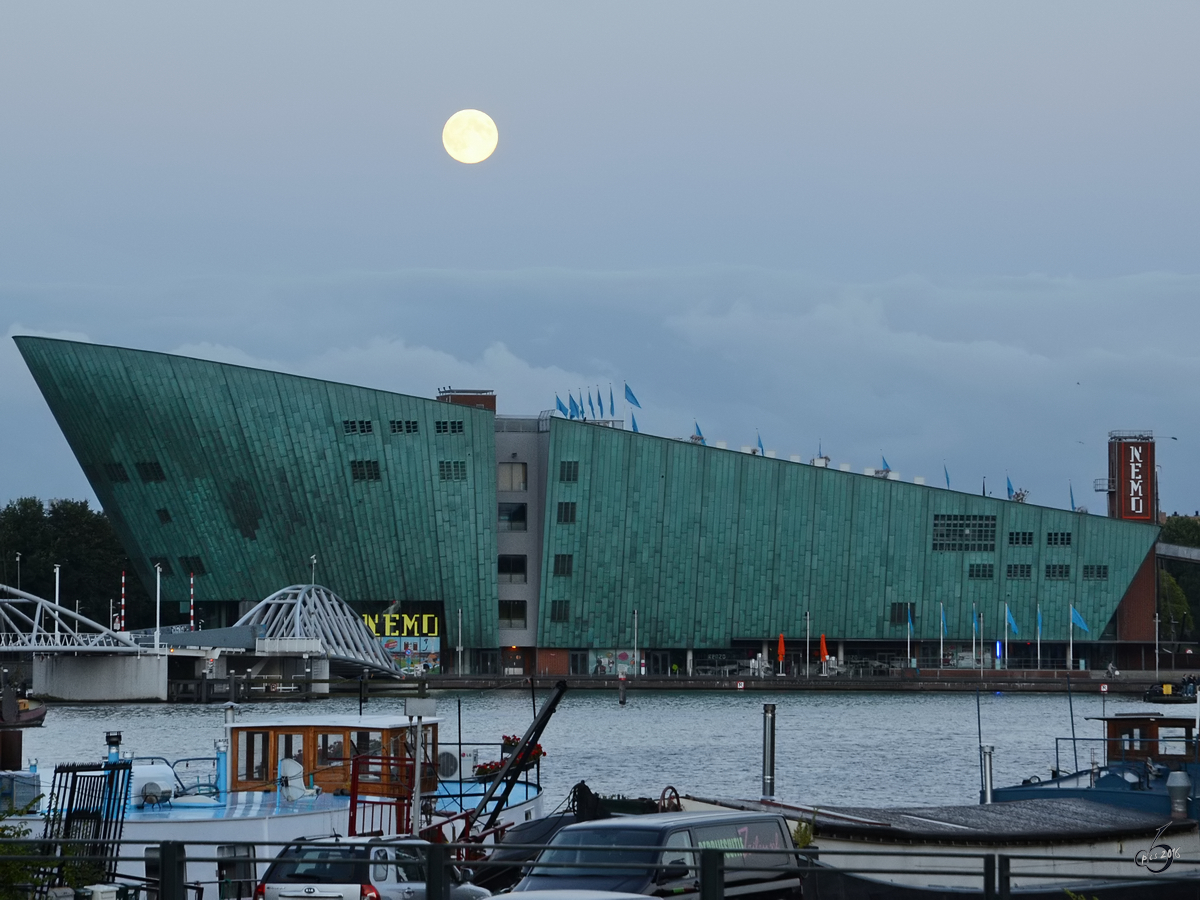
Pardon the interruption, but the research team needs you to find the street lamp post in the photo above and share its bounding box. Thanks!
[14,553,19,591]
[805,610,811,679]
[53,564,61,640]
[310,555,317,584]
[154,563,162,652]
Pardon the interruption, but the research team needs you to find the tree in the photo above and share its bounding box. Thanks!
[1162,515,1200,549]
[1159,570,1193,642]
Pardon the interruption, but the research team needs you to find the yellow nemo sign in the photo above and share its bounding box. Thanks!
[363,613,440,638]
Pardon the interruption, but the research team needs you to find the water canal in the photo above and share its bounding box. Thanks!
[23,688,1163,809]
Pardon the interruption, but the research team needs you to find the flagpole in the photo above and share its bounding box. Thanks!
[906,614,911,667]
[1037,603,1041,670]
[939,602,944,670]
[979,611,984,673]
[1068,608,1073,672]
[805,610,810,679]
[972,602,976,667]
[1004,602,1009,671]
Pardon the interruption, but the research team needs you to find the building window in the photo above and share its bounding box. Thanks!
[343,419,373,435]
[178,556,207,577]
[968,563,994,580]
[557,501,577,524]
[553,554,574,577]
[551,600,570,623]
[1047,532,1072,547]
[351,460,382,482]
[136,461,167,483]
[1046,564,1071,580]
[889,602,915,626]
[499,600,527,629]
[559,461,579,483]
[498,503,527,532]
[156,508,172,525]
[498,555,527,584]
[149,556,174,577]
[931,514,996,552]
[438,460,467,481]
[1083,565,1109,580]
[105,463,130,483]
[1006,563,1032,580]
[390,420,419,434]
[1008,531,1034,546]
[497,462,527,492]
[435,420,465,435]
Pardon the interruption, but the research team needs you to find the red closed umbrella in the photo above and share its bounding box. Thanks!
[819,633,829,661]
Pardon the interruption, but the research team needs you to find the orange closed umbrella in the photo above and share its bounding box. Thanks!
[778,633,785,660]
[819,633,829,661]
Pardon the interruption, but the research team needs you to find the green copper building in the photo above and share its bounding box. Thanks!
[17,337,1161,675]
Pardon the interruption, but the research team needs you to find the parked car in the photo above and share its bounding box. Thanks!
[254,834,489,900]
[510,811,801,899]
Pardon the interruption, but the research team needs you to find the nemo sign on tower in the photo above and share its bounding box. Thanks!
[1104,432,1156,522]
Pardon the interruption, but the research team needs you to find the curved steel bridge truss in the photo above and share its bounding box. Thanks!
[0,584,141,652]
[234,584,398,676]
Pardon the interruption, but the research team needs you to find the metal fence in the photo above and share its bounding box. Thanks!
[0,837,1197,900]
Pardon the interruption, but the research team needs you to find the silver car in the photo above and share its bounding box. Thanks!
[255,835,489,900]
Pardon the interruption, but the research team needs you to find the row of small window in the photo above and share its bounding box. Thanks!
[497,554,573,582]
[498,599,571,628]
[342,419,463,435]
[966,563,1108,581]
[1008,531,1072,547]
[349,460,468,482]
[147,555,207,578]
[931,515,996,552]
[498,502,577,531]
[104,461,166,484]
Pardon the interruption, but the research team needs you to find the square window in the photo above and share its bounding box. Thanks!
[968,563,994,580]
[1008,531,1033,546]
[351,460,382,482]
[438,460,467,481]
[497,462,527,492]
[136,461,167,483]
[498,555,527,584]
[1047,532,1073,547]
[498,503,527,532]
[551,600,570,623]
[178,556,207,577]
[559,461,579,483]
[889,602,915,626]
[343,419,373,435]
[156,508,172,525]
[499,600,527,629]
[1006,563,1032,580]
[553,554,573,577]
[931,514,996,551]
[389,420,420,434]
[557,501,577,524]
[1045,564,1071,580]
[104,463,130,483]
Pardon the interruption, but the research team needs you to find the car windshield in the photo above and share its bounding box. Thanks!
[530,828,659,878]
[264,845,369,884]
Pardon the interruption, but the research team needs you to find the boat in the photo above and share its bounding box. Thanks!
[0,696,47,728]
[1143,681,1199,704]
[15,693,559,897]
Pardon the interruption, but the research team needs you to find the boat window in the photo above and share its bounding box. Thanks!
[372,847,390,882]
[1160,727,1187,756]
[317,732,346,767]
[238,730,270,783]
[218,844,256,897]
[278,733,304,767]
[693,819,789,868]
[351,731,383,757]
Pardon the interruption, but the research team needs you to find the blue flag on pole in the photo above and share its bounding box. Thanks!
[944,464,951,489]
[555,394,569,417]
[1070,482,1076,511]
[881,455,891,471]
[631,412,639,433]
[1070,606,1090,633]
[694,421,706,446]
[1037,607,1042,634]
[941,605,947,635]
[972,605,977,634]
[757,431,765,456]
[578,391,586,419]
[588,391,595,419]
[1007,476,1014,500]
[624,383,642,408]
[907,607,914,633]
[1006,606,1019,635]
[609,385,615,417]
[568,394,579,419]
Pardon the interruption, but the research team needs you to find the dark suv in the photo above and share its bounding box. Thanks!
[511,811,801,899]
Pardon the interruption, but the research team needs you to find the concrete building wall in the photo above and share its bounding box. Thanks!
[495,417,548,648]
[34,654,168,701]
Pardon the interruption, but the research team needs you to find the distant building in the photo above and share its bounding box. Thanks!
[17,336,1161,673]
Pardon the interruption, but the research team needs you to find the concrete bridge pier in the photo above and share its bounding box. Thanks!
[33,654,168,701]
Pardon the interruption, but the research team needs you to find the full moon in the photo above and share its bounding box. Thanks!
[442,109,498,164]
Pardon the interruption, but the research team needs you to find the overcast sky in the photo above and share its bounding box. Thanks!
[3,2,1199,516]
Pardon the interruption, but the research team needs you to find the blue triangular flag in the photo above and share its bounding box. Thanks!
[881,455,890,471]
[757,431,765,456]
[1006,606,1019,635]
[555,394,569,417]
[1037,607,1042,634]
[944,464,951,489]
[694,421,706,446]
[1070,482,1076,511]
[907,607,914,632]
[568,394,579,419]
[588,391,595,419]
[941,606,947,635]
[609,385,615,417]
[624,383,642,409]
[972,607,977,634]
[1007,476,1014,500]
[631,411,639,433]
[1070,606,1090,633]
[578,390,586,419]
